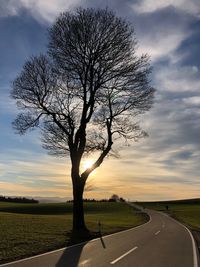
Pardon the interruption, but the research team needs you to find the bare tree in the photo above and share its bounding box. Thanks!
[11,8,155,233]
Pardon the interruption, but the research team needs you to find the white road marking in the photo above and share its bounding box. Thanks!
[110,246,138,264]
[155,230,160,235]
[79,259,91,266]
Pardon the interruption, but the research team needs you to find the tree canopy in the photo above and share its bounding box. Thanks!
[11,8,155,231]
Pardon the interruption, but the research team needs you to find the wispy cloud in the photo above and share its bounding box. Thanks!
[155,65,200,93]
[132,0,200,17]
[132,6,194,63]
[0,148,73,197]
[0,0,82,23]
[0,89,17,115]
[0,180,70,196]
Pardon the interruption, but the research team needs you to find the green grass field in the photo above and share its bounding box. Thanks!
[0,202,148,264]
[138,200,200,230]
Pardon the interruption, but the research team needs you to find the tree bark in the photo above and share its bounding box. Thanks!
[72,176,88,233]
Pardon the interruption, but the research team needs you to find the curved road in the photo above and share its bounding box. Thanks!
[1,209,198,267]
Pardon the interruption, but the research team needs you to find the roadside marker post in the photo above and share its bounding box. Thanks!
[98,220,101,235]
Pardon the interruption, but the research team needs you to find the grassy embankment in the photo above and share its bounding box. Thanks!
[0,201,148,264]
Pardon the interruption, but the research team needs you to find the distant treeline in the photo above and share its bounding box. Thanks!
[165,198,200,204]
[0,196,39,204]
[67,197,126,203]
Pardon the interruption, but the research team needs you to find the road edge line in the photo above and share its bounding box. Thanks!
[0,242,87,267]
[93,211,152,241]
[161,212,198,267]
[0,213,152,267]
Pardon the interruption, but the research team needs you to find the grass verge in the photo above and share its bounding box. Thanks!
[0,202,148,264]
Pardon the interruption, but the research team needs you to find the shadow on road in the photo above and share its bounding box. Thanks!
[55,242,86,267]
[55,230,102,267]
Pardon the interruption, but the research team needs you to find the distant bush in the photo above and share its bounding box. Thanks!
[0,196,39,204]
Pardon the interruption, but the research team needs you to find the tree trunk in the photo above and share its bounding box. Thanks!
[72,178,88,233]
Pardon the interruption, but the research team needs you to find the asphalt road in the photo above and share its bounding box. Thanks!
[1,208,198,267]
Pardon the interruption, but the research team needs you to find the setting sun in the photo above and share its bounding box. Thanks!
[82,159,94,171]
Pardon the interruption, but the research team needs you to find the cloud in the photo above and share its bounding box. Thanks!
[131,6,194,63]
[83,0,196,64]
[0,148,73,197]
[0,180,70,196]
[0,0,83,23]
[0,1,20,17]
[137,26,190,62]
[183,96,200,105]
[132,0,200,18]
[0,89,17,115]
[155,65,200,93]
[102,61,198,201]
[0,0,194,64]
[82,144,200,201]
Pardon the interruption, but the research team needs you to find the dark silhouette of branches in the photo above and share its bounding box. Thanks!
[11,8,155,232]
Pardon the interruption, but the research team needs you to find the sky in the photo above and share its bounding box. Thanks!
[0,0,200,201]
